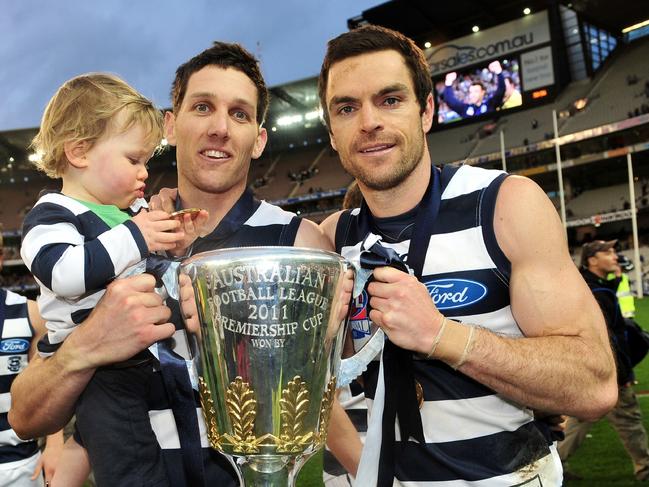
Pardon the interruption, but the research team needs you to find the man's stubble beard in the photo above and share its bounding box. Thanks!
[343,130,425,191]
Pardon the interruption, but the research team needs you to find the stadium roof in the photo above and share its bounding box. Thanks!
[349,0,648,47]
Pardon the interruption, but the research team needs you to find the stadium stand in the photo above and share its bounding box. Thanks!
[566,181,646,218]
[253,145,322,201]
[427,36,649,165]
[291,147,353,197]
[560,36,649,134]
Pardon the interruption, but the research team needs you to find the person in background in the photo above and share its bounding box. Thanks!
[559,240,649,481]
[0,230,64,486]
[443,60,506,117]
[500,76,522,110]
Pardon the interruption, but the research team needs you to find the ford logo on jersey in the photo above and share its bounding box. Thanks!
[349,289,371,341]
[0,338,30,354]
[424,279,487,310]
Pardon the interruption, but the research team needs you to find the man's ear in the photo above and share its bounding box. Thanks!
[329,130,338,152]
[164,111,177,146]
[251,127,268,160]
[421,93,434,133]
[64,140,90,168]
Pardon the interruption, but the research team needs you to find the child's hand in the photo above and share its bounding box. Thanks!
[131,210,183,252]
[168,208,210,257]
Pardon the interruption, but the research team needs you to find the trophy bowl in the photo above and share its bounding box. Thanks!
[180,247,353,486]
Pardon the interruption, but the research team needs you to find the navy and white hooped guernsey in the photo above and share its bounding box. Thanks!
[336,165,562,486]
[20,192,148,356]
[0,289,38,467]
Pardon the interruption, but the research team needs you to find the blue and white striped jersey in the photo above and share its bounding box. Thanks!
[336,165,562,486]
[20,192,148,355]
[0,289,38,466]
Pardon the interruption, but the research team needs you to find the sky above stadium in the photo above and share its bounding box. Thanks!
[0,0,381,131]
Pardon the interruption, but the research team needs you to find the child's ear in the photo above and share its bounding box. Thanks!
[64,140,90,168]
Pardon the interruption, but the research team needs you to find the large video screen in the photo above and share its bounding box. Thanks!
[434,57,522,125]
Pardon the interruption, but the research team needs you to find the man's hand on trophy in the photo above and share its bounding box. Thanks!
[179,273,201,337]
[367,266,441,355]
[328,269,355,341]
[338,269,355,322]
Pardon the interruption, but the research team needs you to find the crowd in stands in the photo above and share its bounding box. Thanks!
[251,175,270,188]
[288,165,319,183]
[626,74,649,118]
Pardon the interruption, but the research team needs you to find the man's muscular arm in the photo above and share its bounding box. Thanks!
[367,176,617,421]
[326,400,363,476]
[294,218,334,250]
[9,275,175,438]
[464,176,616,418]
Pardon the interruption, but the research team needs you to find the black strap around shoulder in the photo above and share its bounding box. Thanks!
[279,216,302,246]
[334,210,354,253]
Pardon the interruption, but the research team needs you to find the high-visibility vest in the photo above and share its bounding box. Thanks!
[616,273,636,318]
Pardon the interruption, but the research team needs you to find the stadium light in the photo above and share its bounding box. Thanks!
[574,98,588,110]
[28,152,43,163]
[271,126,277,132]
[305,109,323,121]
[424,41,432,49]
[277,114,303,127]
[623,19,649,34]
[523,7,531,15]
[472,25,480,33]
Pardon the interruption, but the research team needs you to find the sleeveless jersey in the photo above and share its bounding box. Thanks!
[147,189,302,486]
[0,289,38,465]
[336,165,562,486]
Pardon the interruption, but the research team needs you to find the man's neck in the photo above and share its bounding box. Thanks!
[361,155,432,218]
[178,181,246,233]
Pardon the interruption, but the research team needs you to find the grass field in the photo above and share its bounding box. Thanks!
[562,297,649,486]
[297,298,649,487]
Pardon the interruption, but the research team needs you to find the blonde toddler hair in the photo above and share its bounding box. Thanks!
[31,73,163,178]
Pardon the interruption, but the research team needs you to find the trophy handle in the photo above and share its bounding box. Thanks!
[337,328,385,387]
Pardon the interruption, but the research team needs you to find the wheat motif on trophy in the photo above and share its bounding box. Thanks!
[225,377,259,454]
[278,376,314,453]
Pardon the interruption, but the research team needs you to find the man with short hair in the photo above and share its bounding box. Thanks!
[443,60,506,117]
[9,41,329,486]
[559,240,649,481]
[318,25,617,486]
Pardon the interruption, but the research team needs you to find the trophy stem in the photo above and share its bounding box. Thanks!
[235,454,310,487]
